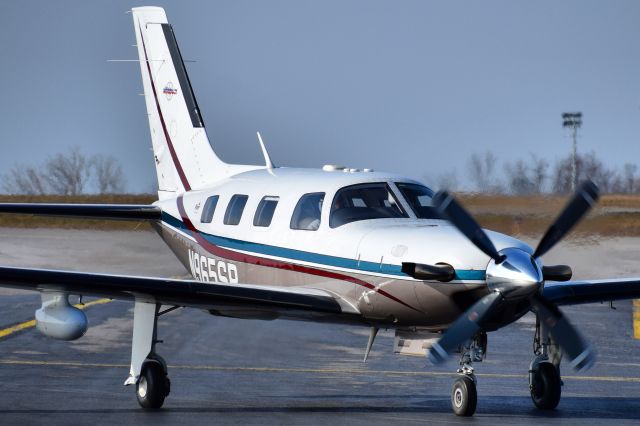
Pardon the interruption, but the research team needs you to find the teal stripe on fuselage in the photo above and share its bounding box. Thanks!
[161,212,486,281]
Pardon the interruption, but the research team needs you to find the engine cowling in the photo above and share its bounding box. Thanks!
[35,292,88,340]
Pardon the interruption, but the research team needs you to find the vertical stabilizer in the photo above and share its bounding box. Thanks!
[132,7,255,198]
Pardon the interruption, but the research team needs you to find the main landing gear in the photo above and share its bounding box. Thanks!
[125,302,176,409]
[529,316,562,410]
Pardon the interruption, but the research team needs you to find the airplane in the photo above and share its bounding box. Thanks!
[1,6,640,417]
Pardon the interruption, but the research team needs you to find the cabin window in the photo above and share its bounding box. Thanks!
[253,196,279,227]
[223,194,248,225]
[200,195,219,223]
[329,183,407,228]
[395,183,442,219]
[290,192,325,231]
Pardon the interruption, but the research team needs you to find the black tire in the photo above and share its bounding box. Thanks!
[530,362,561,410]
[451,375,477,417]
[148,353,168,374]
[136,361,170,409]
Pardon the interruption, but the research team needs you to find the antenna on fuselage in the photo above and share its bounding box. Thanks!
[256,131,275,170]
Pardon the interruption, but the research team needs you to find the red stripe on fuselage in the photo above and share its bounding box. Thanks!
[139,24,192,191]
[175,196,420,312]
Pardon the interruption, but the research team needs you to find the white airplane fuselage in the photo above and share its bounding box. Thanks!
[154,166,532,328]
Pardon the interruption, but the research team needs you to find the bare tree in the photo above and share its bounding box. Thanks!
[42,147,91,195]
[2,148,128,195]
[92,155,126,194]
[529,154,549,193]
[503,154,548,195]
[2,165,48,195]
[468,151,502,193]
[552,151,617,194]
[430,170,459,191]
[504,159,534,195]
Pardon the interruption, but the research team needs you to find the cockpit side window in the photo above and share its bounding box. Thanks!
[290,192,325,231]
[329,183,408,228]
[395,182,442,219]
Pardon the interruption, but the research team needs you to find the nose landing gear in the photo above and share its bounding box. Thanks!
[448,333,486,416]
[451,375,477,416]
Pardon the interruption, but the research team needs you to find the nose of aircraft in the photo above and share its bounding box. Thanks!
[357,221,533,277]
[485,247,543,298]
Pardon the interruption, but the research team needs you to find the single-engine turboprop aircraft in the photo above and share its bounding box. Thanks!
[2,6,640,417]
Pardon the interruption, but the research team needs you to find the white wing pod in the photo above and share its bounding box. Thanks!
[35,292,88,341]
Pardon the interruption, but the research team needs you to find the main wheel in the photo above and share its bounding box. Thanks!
[136,361,170,409]
[451,375,477,417]
[530,362,561,410]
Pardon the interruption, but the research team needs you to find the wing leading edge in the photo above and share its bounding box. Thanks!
[0,266,361,323]
[544,278,640,306]
[0,204,161,221]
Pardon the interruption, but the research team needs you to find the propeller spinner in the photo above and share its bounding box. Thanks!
[428,181,599,371]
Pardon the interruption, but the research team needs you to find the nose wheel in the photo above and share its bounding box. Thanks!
[451,375,477,416]
[448,336,483,416]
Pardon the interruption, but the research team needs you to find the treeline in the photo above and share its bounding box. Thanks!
[2,147,126,195]
[433,151,640,195]
[3,147,637,196]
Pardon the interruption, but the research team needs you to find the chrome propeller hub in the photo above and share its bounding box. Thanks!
[486,248,543,298]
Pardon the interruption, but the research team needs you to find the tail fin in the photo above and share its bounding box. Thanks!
[132,7,256,198]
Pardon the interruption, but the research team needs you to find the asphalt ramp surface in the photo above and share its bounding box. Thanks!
[0,228,639,425]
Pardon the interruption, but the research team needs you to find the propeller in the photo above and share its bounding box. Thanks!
[533,180,599,258]
[428,291,503,364]
[427,181,599,371]
[531,294,595,370]
[433,191,504,263]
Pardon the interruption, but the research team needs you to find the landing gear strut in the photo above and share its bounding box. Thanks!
[126,302,176,409]
[449,333,486,417]
[529,315,562,410]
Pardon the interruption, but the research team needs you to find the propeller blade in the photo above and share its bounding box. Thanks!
[428,291,503,364]
[532,294,595,371]
[533,181,599,259]
[433,191,503,263]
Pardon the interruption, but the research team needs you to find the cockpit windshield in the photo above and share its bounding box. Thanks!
[395,182,442,219]
[330,183,408,228]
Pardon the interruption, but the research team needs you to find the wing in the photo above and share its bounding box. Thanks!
[0,203,160,220]
[0,265,361,323]
[543,278,640,305]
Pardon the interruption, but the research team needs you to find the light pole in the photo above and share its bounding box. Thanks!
[562,112,582,192]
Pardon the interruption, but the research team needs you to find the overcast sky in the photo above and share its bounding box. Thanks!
[1,1,639,192]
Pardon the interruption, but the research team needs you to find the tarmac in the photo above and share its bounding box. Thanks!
[0,227,639,425]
